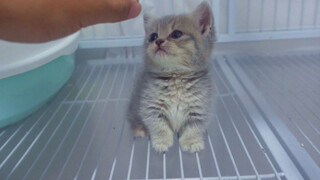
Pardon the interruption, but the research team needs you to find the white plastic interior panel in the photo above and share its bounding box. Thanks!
[79,0,320,49]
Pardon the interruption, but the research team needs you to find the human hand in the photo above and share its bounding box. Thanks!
[0,0,141,42]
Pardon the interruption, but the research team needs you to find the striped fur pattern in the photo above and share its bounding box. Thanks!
[128,1,216,153]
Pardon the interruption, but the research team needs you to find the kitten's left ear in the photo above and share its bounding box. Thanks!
[192,1,214,36]
[143,13,156,33]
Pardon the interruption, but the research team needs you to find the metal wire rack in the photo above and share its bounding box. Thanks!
[0,54,299,180]
[235,53,320,169]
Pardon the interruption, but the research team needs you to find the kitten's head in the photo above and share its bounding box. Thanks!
[143,1,216,73]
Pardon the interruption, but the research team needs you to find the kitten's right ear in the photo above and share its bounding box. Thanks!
[192,1,214,36]
[143,13,156,33]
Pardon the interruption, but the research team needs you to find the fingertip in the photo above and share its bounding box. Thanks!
[127,1,141,19]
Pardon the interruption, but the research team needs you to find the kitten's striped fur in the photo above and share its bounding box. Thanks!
[128,1,215,153]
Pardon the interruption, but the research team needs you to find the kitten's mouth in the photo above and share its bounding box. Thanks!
[155,48,168,56]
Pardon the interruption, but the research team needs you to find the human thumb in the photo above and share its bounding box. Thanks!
[127,0,141,19]
[78,0,141,27]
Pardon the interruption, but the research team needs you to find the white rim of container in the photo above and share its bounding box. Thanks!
[0,31,80,79]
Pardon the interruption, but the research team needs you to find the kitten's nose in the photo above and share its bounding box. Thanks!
[155,39,164,46]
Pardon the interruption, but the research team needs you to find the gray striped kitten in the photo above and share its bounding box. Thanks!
[128,1,215,153]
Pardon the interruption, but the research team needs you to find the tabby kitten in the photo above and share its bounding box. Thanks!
[128,1,215,153]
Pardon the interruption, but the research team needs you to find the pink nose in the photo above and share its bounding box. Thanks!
[155,39,164,46]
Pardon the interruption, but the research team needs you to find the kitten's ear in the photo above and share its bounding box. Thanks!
[192,1,214,36]
[143,13,156,33]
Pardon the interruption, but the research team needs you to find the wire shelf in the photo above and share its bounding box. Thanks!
[235,53,320,168]
[0,56,288,179]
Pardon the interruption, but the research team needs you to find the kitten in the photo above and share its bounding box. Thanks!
[128,1,215,153]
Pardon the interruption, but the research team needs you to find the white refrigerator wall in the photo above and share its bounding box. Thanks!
[80,0,320,40]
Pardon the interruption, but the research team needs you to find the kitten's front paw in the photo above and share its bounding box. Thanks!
[133,127,148,138]
[151,135,174,152]
[179,136,204,153]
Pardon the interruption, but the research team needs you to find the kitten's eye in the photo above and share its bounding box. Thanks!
[149,33,158,42]
[171,30,183,39]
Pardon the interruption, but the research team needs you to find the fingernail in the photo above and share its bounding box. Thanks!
[127,1,141,19]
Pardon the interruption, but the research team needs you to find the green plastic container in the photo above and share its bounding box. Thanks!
[0,32,79,128]
[0,54,75,128]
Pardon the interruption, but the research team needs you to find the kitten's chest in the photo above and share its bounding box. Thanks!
[159,78,194,129]
[165,79,190,102]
